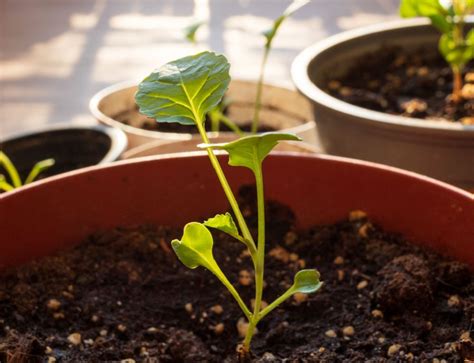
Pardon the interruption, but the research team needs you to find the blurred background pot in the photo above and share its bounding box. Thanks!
[121,134,318,159]
[90,80,318,150]
[1,153,472,270]
[0,123,127,182]
[292,19,474,190]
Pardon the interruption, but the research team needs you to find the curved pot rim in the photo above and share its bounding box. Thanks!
[0,122,128,165]
[89,79,316,140]
[1,151,472,201]
[291,18,474,134]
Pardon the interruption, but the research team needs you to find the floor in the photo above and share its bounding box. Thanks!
[0,0,399,138]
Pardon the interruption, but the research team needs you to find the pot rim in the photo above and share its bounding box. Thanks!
[89,79,316,140]
[2,151,472,201]
[291,18,474,134]
[0,122,128,165]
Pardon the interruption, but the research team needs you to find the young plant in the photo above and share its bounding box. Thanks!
[0,151,55,192]
[135,51,322,356]
[182,1,311,135]
[400,0,474,102]
[251,0,311,133]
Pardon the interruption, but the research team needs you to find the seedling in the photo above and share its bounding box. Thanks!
[400,0,474,102]
[0,151,55,192]
[135,51,322,356]
[182,0,311,134]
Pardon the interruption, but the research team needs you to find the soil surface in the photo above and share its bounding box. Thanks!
[115,105,275,134]
[1,187,474,362]
[325,46,474,124]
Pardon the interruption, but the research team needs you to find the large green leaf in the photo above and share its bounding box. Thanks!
[171,222,218,270]
[199,132,301,174]
[135,52,230,125]
[263,0,311,47]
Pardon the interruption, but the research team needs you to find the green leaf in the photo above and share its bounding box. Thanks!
[204,212,240,238]
[262,0,311,47]
[439,32,474,67]
[257,268,322,321]
[135,51,231,126]
[292,269,322,294]
[184,20,205,44]
[171,222,217,270]
[400,0,446,18]
[199,132,301,174]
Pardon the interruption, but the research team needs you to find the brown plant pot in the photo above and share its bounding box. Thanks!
[1,153,472,270]
[292,18,474,190]
[121,134,318,159]
[89,80,318,150]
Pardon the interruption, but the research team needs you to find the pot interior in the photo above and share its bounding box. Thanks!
[1,129,111,180]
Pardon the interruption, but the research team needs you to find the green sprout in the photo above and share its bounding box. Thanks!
[135,51,322,356]
[400,0,474,102]
[184,20,206,45]
[182,0,311,135]
[0,151,55,192]
[251,0,311,133]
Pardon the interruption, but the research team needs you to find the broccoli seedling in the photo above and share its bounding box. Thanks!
[251,0,311,133]
[182,0,311,135]
[0,151,55,192]
[400,0,474,102]
[135,51,322,356]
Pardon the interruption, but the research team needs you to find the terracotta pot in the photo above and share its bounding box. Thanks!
[1,153,472,271]
[89,80,317,149]
[292,18,474,190]
[0,123,127,183]
[121,134,318,159]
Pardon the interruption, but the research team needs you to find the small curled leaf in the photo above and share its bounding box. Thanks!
[171,222,217,270]
[199,132,301,174]
[184,20,206,44]
[204,212,240,238]
[292,269,323,294]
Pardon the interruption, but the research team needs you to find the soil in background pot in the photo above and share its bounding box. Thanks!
[114,104,276,134]
[325,46,474,124]
[1,186,473,362]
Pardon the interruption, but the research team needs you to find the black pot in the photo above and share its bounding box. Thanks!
[1,124,127,182]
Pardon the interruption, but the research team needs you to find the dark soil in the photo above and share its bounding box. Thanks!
[1,187,474,362]
[325,46,474,124]
[115,105,276,133]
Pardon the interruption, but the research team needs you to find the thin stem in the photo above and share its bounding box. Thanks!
[196,122,257,257]
[242,153,266,352]
[210,261,252,320]
[257,287,295,322]
[0,175,14,192]
[0,152,22,188]
[24,159,54,185]
[218,112,244,136]
[251,46,270,134]
[452,67,463,103]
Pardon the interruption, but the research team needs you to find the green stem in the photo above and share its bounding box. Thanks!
[196,122,257,258]
[257,287,295,322]
[25,159,54,184]
[0,152,22,188]
[218,112,244,136]
[242,152,266,352]
[209,261,252,320]
[251,45,270,134]
[0,176,14,192]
